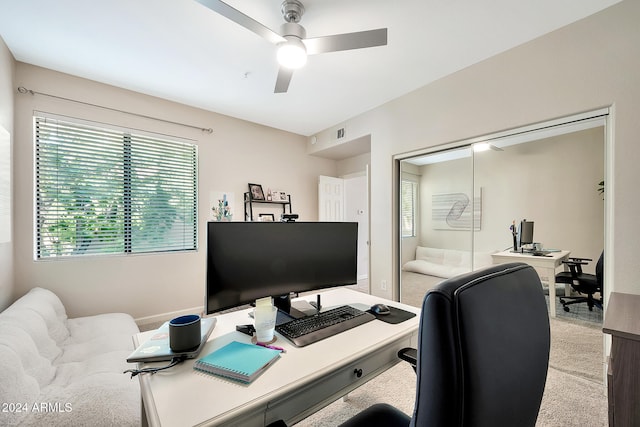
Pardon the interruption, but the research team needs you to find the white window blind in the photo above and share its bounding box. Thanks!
[35,116,197,259]
[401,180,417,238]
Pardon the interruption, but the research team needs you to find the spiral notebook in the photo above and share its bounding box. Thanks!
[194,341,281,383]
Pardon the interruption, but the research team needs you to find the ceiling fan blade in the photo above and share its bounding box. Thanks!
[195,0,285,45]
[303,28,387,55]
[274,67,294,93]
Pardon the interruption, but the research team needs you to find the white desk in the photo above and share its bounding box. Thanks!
[491,249,570,317]
[134,288,420,427]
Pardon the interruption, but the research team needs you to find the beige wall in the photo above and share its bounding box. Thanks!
[12,63,337,320]
[336,152,370,178]
[3,1,638,320]
[409,128,604,272]
[0,38,14,310]
[311,0,639,300]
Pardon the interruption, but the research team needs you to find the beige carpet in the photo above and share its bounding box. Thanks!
[296,316,607,427]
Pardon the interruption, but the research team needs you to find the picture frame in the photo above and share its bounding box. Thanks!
[259,213,275,222]
[271,190,287,202]
[248,183,265,201]
[432,188,482,231]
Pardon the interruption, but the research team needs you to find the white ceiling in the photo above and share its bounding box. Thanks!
[0,0,621,136]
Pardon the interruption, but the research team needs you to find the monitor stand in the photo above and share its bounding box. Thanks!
[273,294,307,319]
[273,293,321,319]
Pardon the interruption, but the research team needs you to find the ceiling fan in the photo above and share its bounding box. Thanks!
[195,0,388,93]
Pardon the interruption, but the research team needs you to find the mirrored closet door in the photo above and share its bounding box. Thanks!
[398,117,606,309]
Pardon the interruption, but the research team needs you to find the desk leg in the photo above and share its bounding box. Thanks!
[141,400,148,427]
[548,268,557,318]
[565,283,572,297]
[561,263,572,297]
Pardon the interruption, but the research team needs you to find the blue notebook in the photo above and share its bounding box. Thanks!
[194,341,281,383]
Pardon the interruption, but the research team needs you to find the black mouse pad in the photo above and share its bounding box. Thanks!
[367,306,416,324]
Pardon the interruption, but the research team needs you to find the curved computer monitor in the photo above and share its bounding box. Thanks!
[205,221,358,315]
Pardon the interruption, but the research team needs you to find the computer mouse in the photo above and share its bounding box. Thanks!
[371,303,391,315]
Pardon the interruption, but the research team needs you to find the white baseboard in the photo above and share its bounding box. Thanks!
[134,305,204,329]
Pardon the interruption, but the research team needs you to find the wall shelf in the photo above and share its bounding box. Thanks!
[244,192,292,221]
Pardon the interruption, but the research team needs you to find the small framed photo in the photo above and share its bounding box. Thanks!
[248,183,265,201]
[272,190,287,202]
[259,213,275,222]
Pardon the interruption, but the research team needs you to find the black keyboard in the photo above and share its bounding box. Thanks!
[276,305,376,347]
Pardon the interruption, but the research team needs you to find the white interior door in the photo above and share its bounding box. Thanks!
[318,175,344,221]
[320,173,370,293]
[344,174,369,283]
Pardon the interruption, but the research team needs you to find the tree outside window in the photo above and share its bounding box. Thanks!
[401,180,417,238]
[35,116,197,259]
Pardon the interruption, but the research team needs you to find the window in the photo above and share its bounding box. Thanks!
[35,115,197,259]
[401,179,417,238]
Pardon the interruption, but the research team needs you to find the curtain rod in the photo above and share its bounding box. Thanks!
[17,86,213,134]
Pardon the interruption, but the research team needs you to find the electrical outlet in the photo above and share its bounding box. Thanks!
[381,280,387,291]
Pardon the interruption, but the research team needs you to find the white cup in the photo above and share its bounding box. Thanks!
[254,306,278,343]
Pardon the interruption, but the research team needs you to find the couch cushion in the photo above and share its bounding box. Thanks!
[0,309,62,362]
[443,249,470,268]
[403,259,471,279]
[65,313,139,345]
[6,287,69,344]
[416,246,445,264]
[0,340,42,398]
[407,247,497,279]
[0,322,55,388]
[21,371,140,427]
[52,350,135,387]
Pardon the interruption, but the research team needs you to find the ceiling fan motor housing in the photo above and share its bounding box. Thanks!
[281,0,305,23]
[280,22,306,39]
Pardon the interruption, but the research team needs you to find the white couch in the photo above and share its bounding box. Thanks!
[403,246,495,279]
[0,287,140,426]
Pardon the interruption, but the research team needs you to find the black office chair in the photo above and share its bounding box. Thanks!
[556,251,603,312]
[338,263,550,427]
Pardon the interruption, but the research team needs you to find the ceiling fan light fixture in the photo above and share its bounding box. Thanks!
[277,37,307,69]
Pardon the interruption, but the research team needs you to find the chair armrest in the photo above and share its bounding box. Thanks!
[398,347,417,366]
[564,257,592,264]
[562,258,590,275]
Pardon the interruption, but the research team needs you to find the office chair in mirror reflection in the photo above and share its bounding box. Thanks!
[339,262,550,427]
[555,251,604,312]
